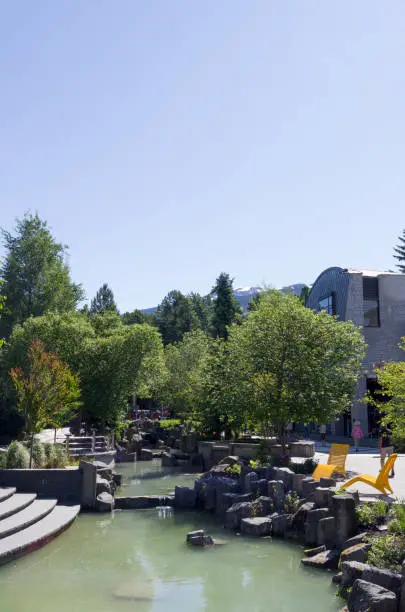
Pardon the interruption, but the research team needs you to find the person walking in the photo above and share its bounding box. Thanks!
[351,419,364,452]
[379,425,395,477]
[319,423,327,446]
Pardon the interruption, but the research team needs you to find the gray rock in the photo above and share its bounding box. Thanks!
[271,512,290,537]
[225,501,253,530]
[188,534,214,547]
[218,456,240,466]
[317,516,336,547]
[347,579,397,612]
[161,452,179,467]
[214,479,239,516]
[362,567,402,598]
[275,467,294,491]
[319,477,336,488]
[256,479,269,497]
[344,532,368,550]
[256,466,275,481]
[332,572,343,584]
[301,548,339,570]
[305,508,330,546]
[331,494,357,548]
[254,496,274,516]
[268,480,285,511]
[112,473,123,487]
[115,495,174,509]
[341,561,371,588]
[222,492,253,512]
[175,486,197,510]
[292,501,316,533]
[186,529,205,542]
[400,560,405,612]
[244,471,258,495]
[95,492,114,512]
[96,476,111,495]
[140,448,154,460]
[304,544,326,557]
[240,517,272,537]
[302,477,318,499]
[340,543,371,564]
[315,487,333,508]
[292,473,306,495]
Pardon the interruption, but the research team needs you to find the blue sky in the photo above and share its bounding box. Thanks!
[1,1,405,311]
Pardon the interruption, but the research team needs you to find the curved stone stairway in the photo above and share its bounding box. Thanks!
[0,487,79,566]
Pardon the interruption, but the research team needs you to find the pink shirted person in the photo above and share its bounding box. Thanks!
[351,419,364,452]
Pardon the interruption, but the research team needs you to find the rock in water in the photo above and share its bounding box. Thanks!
[347,579,397,611]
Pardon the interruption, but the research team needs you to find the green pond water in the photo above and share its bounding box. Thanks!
[0,460,340,612]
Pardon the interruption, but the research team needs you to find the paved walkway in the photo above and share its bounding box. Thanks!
[315,442,405,499]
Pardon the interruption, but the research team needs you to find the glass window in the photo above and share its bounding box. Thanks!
[318,294,335,315]
[363,277,380,327]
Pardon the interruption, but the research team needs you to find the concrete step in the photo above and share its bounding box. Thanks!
[0,493,37,520]
[0,488,16,503]
[0,504,80,566]
[0,499,57,539]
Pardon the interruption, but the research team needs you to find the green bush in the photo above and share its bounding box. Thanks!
[388,502,405,535]
[356,501,388,529]
[30,439,46,468]
[224,464,241,478]
[44,443,57,468]
[284,491,300,514]
[54,445,67,468]
[367,534,405,571]
[6,441,30,469]
[289,457,318,475]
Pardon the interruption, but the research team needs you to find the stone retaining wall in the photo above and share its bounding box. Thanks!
[0,468,82,503]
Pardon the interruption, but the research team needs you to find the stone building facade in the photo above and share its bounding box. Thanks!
[306,267,405,437]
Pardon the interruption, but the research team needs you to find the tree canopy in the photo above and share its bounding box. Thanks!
[211,273,242,339]
[156,290,199,345]
[90,283,118,315]
[0,214,83,337]
[394,230,405,273]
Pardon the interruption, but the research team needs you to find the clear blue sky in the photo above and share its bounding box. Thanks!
[1,1,405,311]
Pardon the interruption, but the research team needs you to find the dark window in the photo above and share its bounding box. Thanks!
[318,293,335,315]
[363,277,380,327]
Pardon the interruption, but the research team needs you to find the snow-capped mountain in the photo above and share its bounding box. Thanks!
[142,284,307,314]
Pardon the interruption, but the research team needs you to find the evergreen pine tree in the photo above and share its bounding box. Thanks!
[90,283,118,315]
[394,230,405,273]
[211,273,242,340]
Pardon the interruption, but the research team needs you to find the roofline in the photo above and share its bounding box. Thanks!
[307,267,345,303]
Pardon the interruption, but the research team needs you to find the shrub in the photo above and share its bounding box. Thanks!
[256,440,270,466]
[224,464,241,478]
[356,501,388,529]
[388,502,405,535]
[6,441,30,469]
[29,439,46,468]
[249,459,259,469]
[367,534,405,571]
[44,443,57,468]
[289,457,318,475]
[54,445,67,468]
[284,491,300,514]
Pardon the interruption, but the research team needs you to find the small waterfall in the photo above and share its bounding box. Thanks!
[156,496,173,519]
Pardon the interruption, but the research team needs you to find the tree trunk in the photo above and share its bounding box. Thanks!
[29,433,34,469]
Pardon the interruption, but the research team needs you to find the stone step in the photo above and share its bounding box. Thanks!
[0,504,80,566]
[0,488,16,504]
[0,499,57,539]
[0,493,37,521]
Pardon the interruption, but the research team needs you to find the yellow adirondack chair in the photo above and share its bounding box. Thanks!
[312,443,350,481]
[342,453,397,496]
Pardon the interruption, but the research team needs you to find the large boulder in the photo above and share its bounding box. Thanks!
[341,561,371,588]
[175,486,197,510]
[315,487,333,508]
[222,492,253,513]
[244,471,258,495]
[140,448,154,461]
[340,543,371,565]
[292,473,306,496]
[331,494,357,548]
[347,579,397,612]
[96,476,111,495]
[95,492,115,512]
[241,517,272,537]
[362,567,402,598]
[256,479,270,497]
[305,508,330,546]
[225,501,254,530]
[301,548,339,570]
[317,516,336,547]
[274,467,294,491]
[271,513,290,537]
[161,452,179,467]
[268,480,285,511]
[292,501,316,533]
[254,496,274,516]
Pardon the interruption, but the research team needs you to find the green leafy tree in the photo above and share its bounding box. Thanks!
[394,230,405,273]
[0,214,83,337]
[90,283,118,315]
[9,340,81,466]
[226,291,366,447]
[156,290,199,345]
[211,273,242,339]
[121,309,157,327]
[157,330,211,421]
[299,285,310,305]
[6,312,165,430]
[189,293,213,333]
[372,343,405,445]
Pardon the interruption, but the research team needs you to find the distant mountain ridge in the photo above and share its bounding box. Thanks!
[142,284,307,315]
